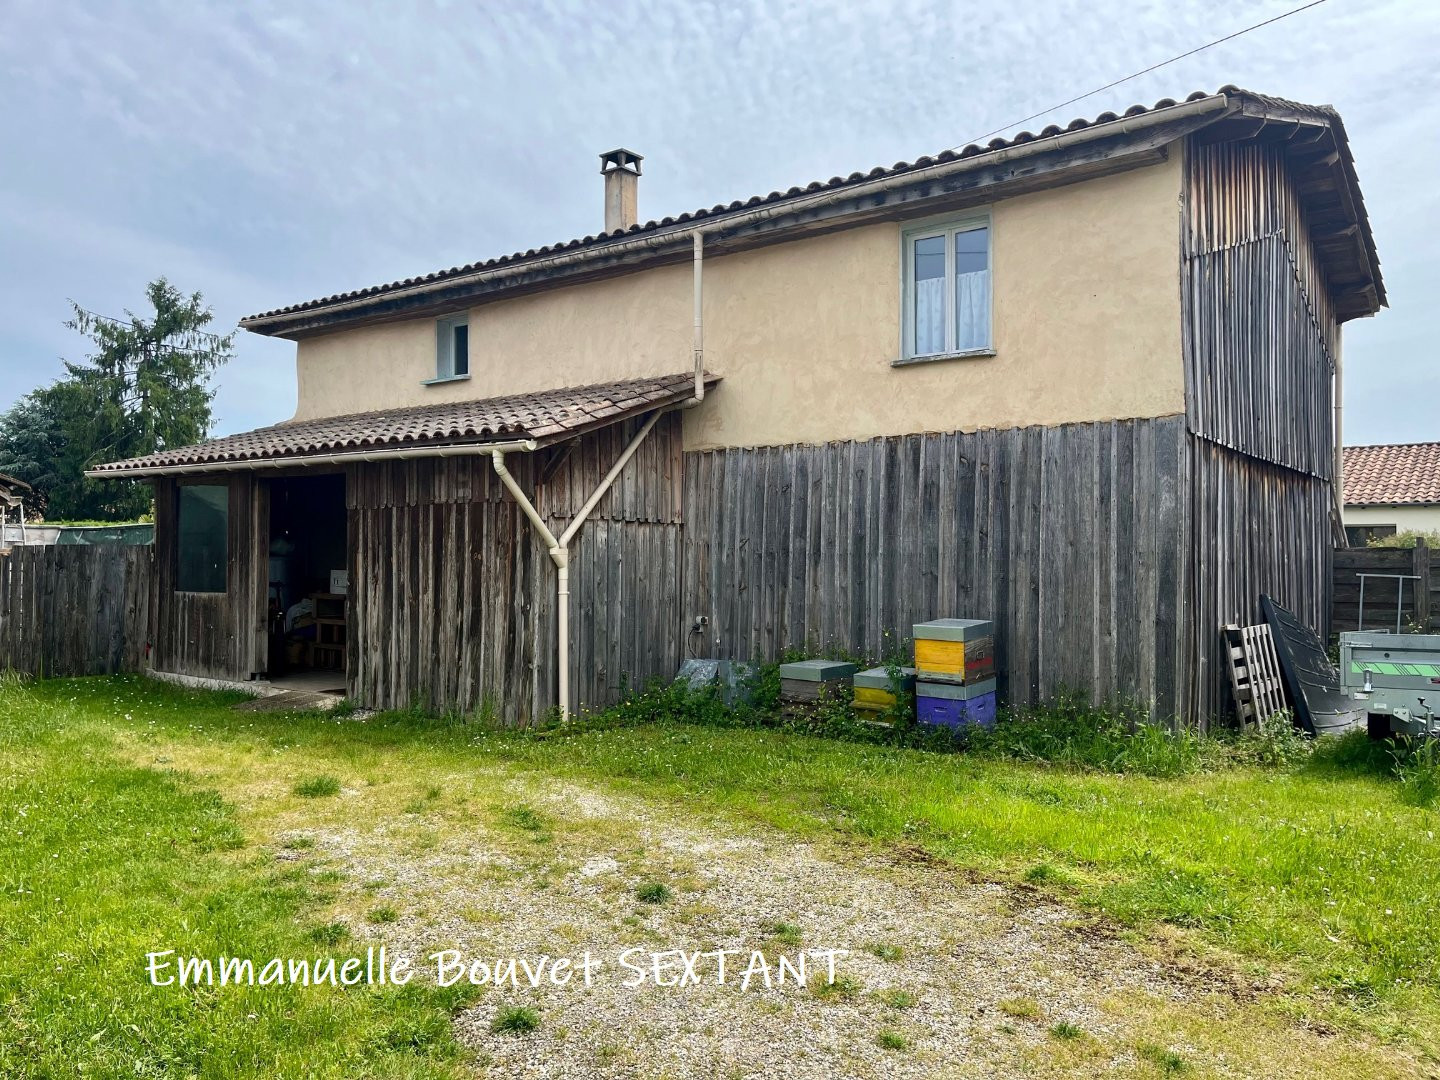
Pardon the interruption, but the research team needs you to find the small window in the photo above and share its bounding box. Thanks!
[902,217,992,360]
[1345,523,1397,548]
[176,484,228,593]
[435,314,469,380]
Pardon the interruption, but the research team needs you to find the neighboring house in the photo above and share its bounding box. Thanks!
[1342,443,1440,545]
[91,87,1384,724]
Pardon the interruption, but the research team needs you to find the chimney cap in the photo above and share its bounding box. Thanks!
[600,148,643,176]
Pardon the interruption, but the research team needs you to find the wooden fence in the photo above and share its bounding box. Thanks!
[0,544,153,677]
[1332,540,1438,635]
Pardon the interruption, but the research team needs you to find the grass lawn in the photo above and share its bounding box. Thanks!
[2,674,1438,1076]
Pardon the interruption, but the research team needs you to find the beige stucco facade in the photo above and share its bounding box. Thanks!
[1343,504,1440,533]
[292,151,1186,450]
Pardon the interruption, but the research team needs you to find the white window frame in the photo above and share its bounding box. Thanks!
[898,213,994,364]
[429,313,470,383]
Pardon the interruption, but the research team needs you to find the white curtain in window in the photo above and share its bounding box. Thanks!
[914,276,945,355]
[955,269,990,352]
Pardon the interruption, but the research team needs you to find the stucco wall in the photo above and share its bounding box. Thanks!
[1343,504,1440,533]
[292,153,1185,449]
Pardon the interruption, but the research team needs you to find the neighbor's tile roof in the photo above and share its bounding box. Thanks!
[91,373,714,476]
[246,86,1329,327]
[1343,443,1440,506]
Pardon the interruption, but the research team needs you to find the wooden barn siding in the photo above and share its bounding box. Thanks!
[1180,138,1340,722]
[681,416,1191,718]
[151,475,268,681]
[1183,140,1337,480]
[0,544,153,677]
[346,413,684,721]
[1183,439,1332,721]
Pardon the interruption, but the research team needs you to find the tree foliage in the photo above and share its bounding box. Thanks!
[0,279,234,520]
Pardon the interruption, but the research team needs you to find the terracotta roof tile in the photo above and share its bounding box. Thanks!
[250,87,1361,328]
[1343,443,1440,506]
[91,373,715,476]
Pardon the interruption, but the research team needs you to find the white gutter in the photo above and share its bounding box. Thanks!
[492,407,666,721]
[84,438,539,479]
[242,95,1231,333]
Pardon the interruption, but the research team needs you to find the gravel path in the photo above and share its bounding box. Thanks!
[277,775,1344,1079]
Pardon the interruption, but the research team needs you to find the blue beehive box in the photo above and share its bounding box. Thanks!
[915,678,997,730]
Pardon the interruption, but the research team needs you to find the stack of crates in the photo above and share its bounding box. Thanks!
[912,619,997,730]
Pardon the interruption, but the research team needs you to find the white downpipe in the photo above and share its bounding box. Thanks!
[559,410,663,547]
[689,231,705,406]
[1333,333,1346,528]
[493,407,665,721]
[490,452,561,551]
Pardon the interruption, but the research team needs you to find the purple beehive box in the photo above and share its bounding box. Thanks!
[915,678,997,730]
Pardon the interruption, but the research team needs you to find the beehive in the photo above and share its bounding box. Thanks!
[915,677,997,730]
[779,659,858,703]
[852,666,916,712]
[912,619,994,684]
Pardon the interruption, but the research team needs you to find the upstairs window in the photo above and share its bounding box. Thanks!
[902,217,992,361]
[435,314,470,380]
[176,484,228,593]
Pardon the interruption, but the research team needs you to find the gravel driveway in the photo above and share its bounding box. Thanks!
[277,777,1414,1079]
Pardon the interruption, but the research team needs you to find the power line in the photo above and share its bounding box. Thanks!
[70,304,230,344]
[944,0,1333,153]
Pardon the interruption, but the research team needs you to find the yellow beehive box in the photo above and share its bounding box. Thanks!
[853,667,916,712]
[913,619,995,684]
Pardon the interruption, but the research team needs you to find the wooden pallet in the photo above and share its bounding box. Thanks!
[1224,622,1289,729]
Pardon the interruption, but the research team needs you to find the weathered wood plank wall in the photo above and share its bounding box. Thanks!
[1179,137,1340,722]
[346,412,684,721]
[1183,141,1338,481]
[1332,543,1439,634]
[1182,439,1332,720]
[681,416,1190,717]
[151,475,268,681]
[0,544,153,677]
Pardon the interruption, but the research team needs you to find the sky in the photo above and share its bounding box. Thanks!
[1,0,1436,445]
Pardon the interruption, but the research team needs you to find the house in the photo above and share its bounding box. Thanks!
[1342,443,1440,546]
[90,86,1384,725]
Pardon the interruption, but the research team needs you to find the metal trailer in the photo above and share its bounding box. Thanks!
[1339,630,1440,738]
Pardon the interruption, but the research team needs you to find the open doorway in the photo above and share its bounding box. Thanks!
[266,474,347,692]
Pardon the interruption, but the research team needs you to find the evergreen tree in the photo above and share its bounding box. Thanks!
[0,279,234,520]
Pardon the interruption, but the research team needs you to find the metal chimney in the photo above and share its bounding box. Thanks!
[599,148,643,233]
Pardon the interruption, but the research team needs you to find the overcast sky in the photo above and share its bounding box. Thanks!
[1,0,1436,444]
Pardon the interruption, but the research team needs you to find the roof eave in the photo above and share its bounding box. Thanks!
[85,373,719,479]
[241,95,1237,340]
[240,87,1384,337]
